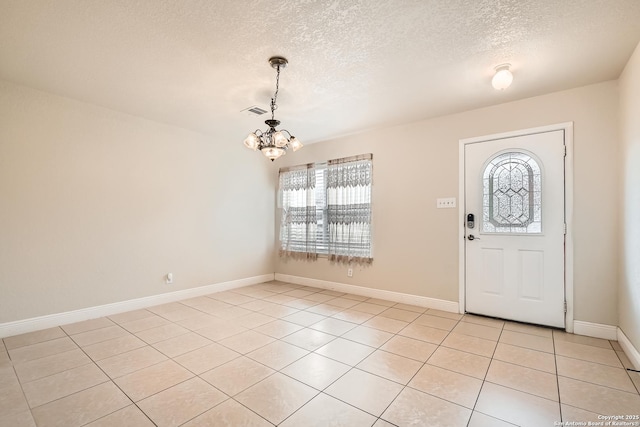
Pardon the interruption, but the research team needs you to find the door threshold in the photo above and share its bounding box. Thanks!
[463,311,566,332]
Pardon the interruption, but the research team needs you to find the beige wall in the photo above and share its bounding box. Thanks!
[275,81,620,326]
[0,77,624,329]
[619,42,640,352]
[0,80,275,323]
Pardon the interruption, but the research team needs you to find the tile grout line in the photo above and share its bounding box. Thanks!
[372,311,464,425]
[554,350,632,369]
[84,299,274,426]
[4,284,317,426]
[475,328,568,413]
[199,287,361,425]
[282,284,408,426]
[275,305,442,425]
[552,328,564,423]
[1,341,36,425]
[613,344,640,395]
[202,286,636,423]
[554,372,640,395]
[220,290,337,426]
[22,367,127,424]
[466,316,505,426]
[6,281,638,426]
[90,310,279,426]
[59,327,158,427]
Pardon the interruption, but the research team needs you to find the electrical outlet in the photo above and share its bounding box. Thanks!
[347,268,353,277]
[166,273,173,284]
[436,198,456,209]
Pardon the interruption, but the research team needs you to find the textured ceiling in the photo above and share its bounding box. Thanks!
[1,0,640,144]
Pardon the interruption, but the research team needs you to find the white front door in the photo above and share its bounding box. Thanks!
[464,130,566,328]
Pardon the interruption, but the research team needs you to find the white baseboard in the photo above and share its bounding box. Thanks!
[0,274,274,338]
[275,273,459,313]
[617,327,640,370]
[573,320,618,340]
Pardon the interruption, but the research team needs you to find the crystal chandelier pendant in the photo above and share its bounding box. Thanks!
[261,146,286,161]
[273,131,287,148]
[289,136,302,151]
[243,133,259,151]
[242,57,303,161]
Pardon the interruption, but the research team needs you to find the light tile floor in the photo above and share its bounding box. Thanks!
[1,281,639,427]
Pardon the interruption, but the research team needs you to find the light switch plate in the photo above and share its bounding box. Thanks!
[436,198,456,208]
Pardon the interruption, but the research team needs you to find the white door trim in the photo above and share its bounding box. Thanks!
[458,122,574,332]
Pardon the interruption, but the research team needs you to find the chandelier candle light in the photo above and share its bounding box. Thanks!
[243,57,303,161]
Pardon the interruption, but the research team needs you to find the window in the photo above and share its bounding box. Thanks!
[278,164,317,259]
[326,156,372,263]
[314,164,329,253]
[278,154,372,264]
[482,151,542,234]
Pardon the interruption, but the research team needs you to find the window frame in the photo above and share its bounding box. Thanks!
[481,150,543,235]
[278,155,372,260]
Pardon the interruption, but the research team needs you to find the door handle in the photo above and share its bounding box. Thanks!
[468,234,480,241]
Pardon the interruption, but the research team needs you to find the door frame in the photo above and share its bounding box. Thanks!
[458,122,575,332]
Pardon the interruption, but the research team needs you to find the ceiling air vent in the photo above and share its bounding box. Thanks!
[241,106,268,116]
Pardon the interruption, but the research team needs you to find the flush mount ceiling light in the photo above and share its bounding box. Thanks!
[243,56,303,161]
[492,63,513,90]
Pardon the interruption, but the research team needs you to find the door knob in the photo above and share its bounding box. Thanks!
[468,234,480,241]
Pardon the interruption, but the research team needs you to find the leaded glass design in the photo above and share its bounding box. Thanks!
[482,152,542,234]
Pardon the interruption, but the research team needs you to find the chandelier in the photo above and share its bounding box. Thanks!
[243,57,303,161]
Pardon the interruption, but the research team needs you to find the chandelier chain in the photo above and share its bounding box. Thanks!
[243,56,302,161]
[271,65,281,120]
